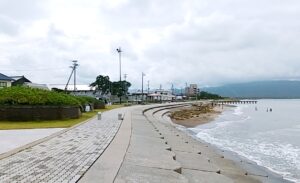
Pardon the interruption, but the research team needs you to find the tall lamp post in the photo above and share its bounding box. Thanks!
[142,72,146,103]
[116,47,122,104]
[124,73,128,102]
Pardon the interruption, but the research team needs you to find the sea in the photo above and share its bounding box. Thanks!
[189,99,300,183]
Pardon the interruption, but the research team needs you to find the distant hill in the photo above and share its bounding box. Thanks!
[203,80,300,99]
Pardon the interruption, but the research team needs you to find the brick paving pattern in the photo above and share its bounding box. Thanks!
[0,109,123,183]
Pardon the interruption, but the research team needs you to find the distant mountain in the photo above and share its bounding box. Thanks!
[203,80,300,99]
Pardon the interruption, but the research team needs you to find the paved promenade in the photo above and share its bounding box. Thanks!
[0,103,290,182]
[80,103,289,183]
[0,108,126,183]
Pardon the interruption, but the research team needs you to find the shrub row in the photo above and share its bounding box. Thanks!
[0,87,80,106]
[0,87,104,109]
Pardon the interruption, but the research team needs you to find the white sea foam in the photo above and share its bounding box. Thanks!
[196,131,300,182]
[233,106,244,116]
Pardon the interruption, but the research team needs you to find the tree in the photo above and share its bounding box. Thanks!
[90,75,111,95]
[111,81,131,97]
[197,91,224,99]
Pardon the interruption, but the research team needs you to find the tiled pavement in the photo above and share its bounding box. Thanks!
[0,108,125,183]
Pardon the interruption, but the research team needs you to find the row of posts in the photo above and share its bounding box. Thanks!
[97,112,123,120]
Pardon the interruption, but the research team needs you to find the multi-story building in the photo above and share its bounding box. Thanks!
[185,84,200,97]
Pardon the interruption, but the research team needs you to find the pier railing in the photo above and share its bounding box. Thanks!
[213,100,257,105]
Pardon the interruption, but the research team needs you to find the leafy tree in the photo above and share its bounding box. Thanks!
[197,91,224,99]
[90,75,111,95]
[111,81,131,97]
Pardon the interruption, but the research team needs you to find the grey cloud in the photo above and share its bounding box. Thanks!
[98,0,187,30]
[0,15,19,35]
[2,0,300,89]
[137,1,300,87]
[0,0,46,21]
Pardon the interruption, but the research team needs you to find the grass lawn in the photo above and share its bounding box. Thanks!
[0,105,124,130]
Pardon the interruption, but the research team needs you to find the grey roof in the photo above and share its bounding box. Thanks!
[9,75,31,82]
[0,73,13,81]
[9,76,23,80]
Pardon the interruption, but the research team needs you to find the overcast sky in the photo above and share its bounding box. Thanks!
[1,0,300,89]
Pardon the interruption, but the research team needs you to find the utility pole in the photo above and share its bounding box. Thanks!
[142,72,145,103]
[146,80,150,103]
[116,47,122,104]
[65,60,79,91]
[73,60,78,91]
[124,74,127,101]
[147,80,150,94]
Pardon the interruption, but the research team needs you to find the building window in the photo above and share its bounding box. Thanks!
[0,82,7,88]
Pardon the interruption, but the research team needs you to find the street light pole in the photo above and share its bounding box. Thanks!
[147,80,150,94]
[147,80,150,103]
[142,72,145,103]
[124,73,127,102]
[116,47,122,104]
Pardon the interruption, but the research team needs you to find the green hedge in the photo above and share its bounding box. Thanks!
[0,86,80,106]
[74,96,104,105]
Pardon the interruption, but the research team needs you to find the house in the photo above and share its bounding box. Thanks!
[0,73,14,88]
[24,83,49,90]
[128,89,176,103]
[128,91,147,103]
[10,76,31,86]
[48,84,109,99]
[10,75,49,90]
[148,89,176,102]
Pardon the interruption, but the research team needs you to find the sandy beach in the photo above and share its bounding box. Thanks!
[169,103,224,128]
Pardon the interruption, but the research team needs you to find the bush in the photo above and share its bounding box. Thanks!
[197,91,224,99]
[0,86,80,106]
[74,96,105,109]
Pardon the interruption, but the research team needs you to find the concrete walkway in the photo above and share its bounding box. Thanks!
[0,128,64,154]
[0,107,127,183]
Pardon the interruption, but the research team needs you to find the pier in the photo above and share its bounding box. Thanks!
[213,100,258,105]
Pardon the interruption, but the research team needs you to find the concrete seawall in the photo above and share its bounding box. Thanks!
[80,102,290,183]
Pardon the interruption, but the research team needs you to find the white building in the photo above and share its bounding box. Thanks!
[0,73,13,88]
[148,89,175,102]
[48,84,110,99]
[128,89,175,103]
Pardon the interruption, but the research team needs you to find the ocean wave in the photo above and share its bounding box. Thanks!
[233,106,244,116]
[195,115,251,132]
[195,132,300,182]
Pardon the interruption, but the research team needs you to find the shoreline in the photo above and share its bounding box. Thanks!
[169,104,226,128]
[169,104,293,183]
